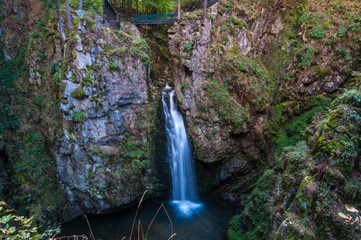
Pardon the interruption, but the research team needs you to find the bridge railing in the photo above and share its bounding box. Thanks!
[120,13,177,24]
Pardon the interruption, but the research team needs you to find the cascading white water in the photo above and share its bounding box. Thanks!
[162,89,202,216]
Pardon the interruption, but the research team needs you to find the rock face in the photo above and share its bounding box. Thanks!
[169,2,273,185]
[168,0,358,188]
[54,16,155,218]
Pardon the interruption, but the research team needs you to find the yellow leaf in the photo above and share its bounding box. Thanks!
[338,212,351,219]
[4,209,14,213]
[345,205,359,213]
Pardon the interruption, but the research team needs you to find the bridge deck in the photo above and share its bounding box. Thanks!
[104,0,219,26]
[120,13,177,25]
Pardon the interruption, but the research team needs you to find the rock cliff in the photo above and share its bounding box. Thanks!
[0,1,159,220]
[169,0,361,239]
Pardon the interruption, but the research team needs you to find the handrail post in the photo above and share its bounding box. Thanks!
[177,0,181,20]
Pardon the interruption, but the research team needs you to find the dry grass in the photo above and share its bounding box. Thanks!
[51,191,176,240]
[129,191,176,240]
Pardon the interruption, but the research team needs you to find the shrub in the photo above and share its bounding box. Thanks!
[204,80,251,132]
[109,60,119,70]
[239,21,248,29]
[336,48,349,59]
[141,55,151,68]
[225,1,233,11]
[183,41,194,52]
[0,202,60,239]
[310,27,325,39]
[70,111,86,122]
[297,45,314,69]
[181,83,190,88]
[337,25,347,37]
[131,47,143,56]
[70,87,86,99]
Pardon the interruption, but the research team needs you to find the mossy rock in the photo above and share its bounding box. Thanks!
[324,109,342,130]
[295,175,315,215]
[70,87,86,100]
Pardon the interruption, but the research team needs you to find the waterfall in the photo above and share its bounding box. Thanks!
[162,89,202,216]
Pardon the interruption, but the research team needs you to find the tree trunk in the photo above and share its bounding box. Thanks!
[78,0,82,10]
[203,0,207,20]
[177,0,181,20]
[56,3,66,42]
[65,0,73,29]
[136,0,138,14]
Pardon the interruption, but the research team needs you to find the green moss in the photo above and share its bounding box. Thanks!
[272,96,330,156]
[70,111,86,122]
[82,76,92,86]
[227,170,276,240]
[295,175,315,215]
[324,109,342,129]
[70,87,86,99]
[337,25,347,37]
[297,45,314,69]
[310,27,326,39]
[109,59,119,70]
[183,41,194,52]
[204,80,251,133]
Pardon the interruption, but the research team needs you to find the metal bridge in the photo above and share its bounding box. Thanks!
[104,0,218,26]
[120,13,177,25]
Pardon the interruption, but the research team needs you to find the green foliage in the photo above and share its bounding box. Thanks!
[183,41,194,52]
[0,48,25,134]
[110,30,151,68]
[228,170,276,240]
[310,27,325,39]
[70,111,86,122]
[335,89,361,107]
[336,48,350,59]
[82,76,92,86]
[297,45,314,69]
[281,141,309,166]
[344,177,361,202]
[8,132,64,223]
[0,202,59,240]
[337,25,347,37]
[181,83,190,88]
[131,47,143,57]
[70,87,86,99]
[204,80,251,133]
[140,55,151,68]
[225,1,233,11]
[69,0,103,15]
[239,20,248,29]
[109,59,119,70]
[272,96,331,156]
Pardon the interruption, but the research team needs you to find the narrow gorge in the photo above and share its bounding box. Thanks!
[0,0,361,239]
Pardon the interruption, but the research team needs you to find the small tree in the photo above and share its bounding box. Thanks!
[56,2,66,42]
[203,0,207,20]
[65,0,73,29]
[177,0,181,20]
[78,0,83,10]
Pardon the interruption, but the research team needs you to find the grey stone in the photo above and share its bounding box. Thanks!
[75,10,86,18]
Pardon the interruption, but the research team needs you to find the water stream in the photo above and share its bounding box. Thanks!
[61,88,237,239]
[161,90,202,216]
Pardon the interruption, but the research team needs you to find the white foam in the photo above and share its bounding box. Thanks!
[172,200,203,217]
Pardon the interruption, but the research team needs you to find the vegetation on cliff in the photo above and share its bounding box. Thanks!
[170,0,361,239]
[1,0,361,239]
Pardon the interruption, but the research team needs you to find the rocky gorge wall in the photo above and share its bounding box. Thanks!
[0,0,161,221]
[1,0,361,239]
[168,0,361,239]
